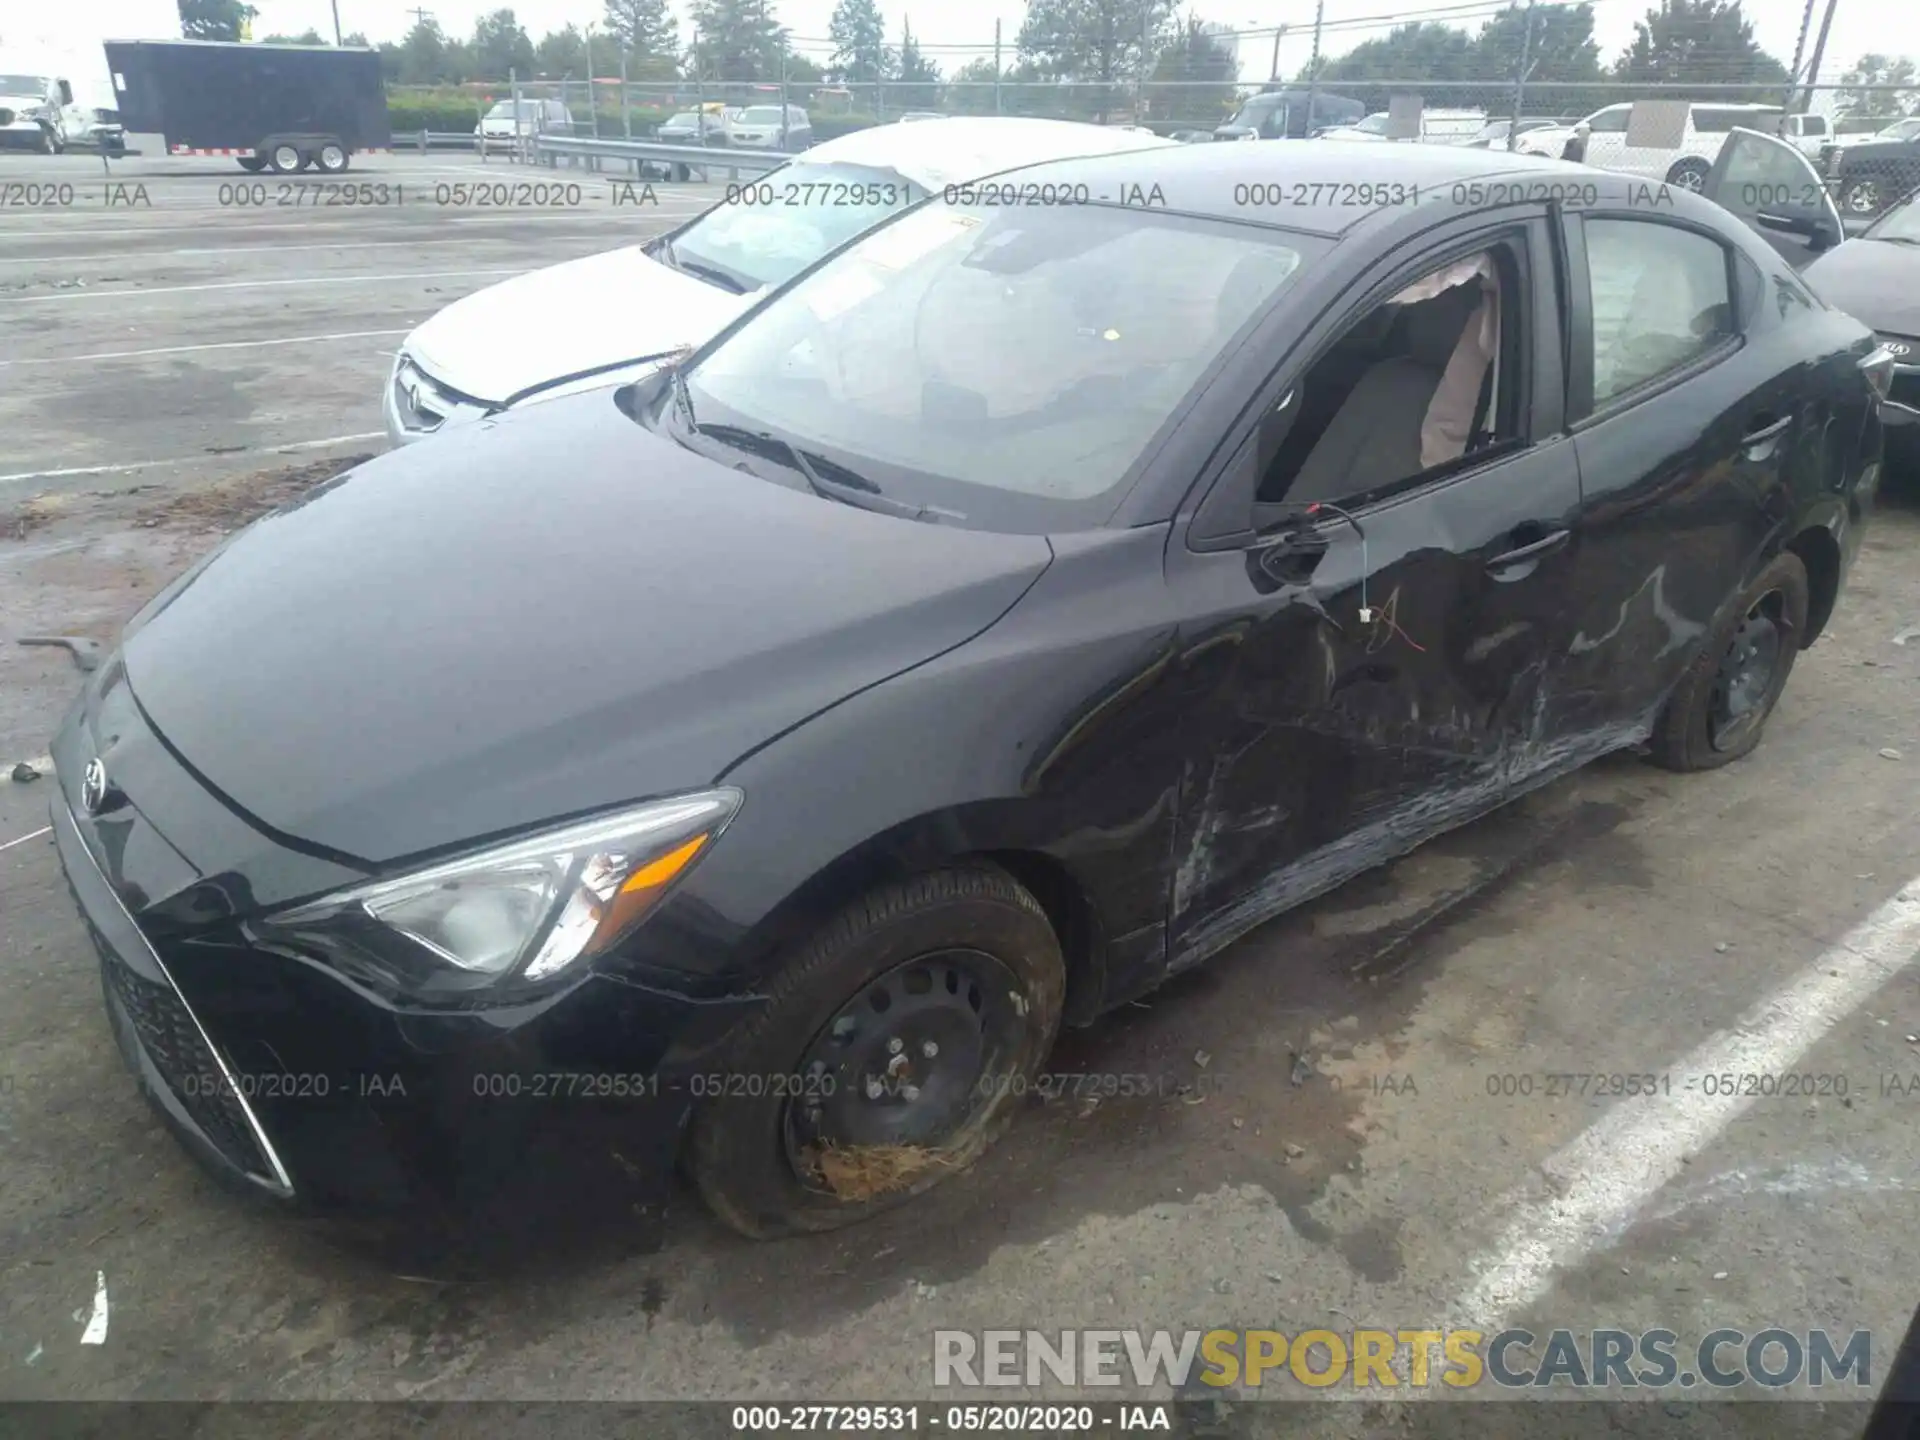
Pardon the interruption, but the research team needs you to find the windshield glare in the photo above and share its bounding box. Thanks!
[738,107,784,124]
[682,200,1314,530]
[1228,97,1280,128]
[0,75,50,93]
[671,162,924,291]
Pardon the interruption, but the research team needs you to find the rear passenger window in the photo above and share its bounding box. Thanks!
[1584,219,1733,406]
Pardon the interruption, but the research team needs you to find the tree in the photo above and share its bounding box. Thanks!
[536,24,591,76]
[687,0,789,81]
[472,9,537,80]
[1612,0,1787,94]
[786,53,826,84]
[947,56,1002,114]
[1474,3,1603,118]
[1837,53,1919,121]
[1147,17,1237,124]
[605,0,680,70]
[1317,22,1478,84]
[258,30,326,45]
[342,32,371,47]
[1018,0,1177,120]
[894,20,943,108]
[178,0,257,41]
[829,0,891,84]
[396,17,452,83]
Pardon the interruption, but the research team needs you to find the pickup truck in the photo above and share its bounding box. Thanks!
[0,70,103,153]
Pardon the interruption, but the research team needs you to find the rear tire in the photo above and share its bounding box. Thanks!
[237,156,267,172]
[1667,157,1711,192]
[1839,176,1884,216]
[688,865,1066,1240]
[267,142,304,174]
[313,141,349,174]
[1647,552,1809,772]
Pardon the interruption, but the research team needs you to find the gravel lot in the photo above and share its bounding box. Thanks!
[3,144,1919,1435]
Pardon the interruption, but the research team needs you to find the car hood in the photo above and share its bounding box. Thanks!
[1805,239,1920,336]
[404,246,749,405]
[121,391,1053,865]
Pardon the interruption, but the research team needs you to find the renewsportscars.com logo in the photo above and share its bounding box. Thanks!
[932,1327,1873,1391]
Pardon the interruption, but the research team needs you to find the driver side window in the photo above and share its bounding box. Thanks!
[1249,243,1520,524]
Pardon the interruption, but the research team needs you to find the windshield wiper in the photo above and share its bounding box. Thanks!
[696,424,965,523]
[669,363,700,434]
[669,254,752,295]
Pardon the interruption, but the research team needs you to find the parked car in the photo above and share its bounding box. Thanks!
[1776,110,1831,160]
[1214,87,1365,141]
[1825,117,1920,220]
[1460,117,1564,149]
[1803,188,1920,467]
[1516,100,1787,190]
[61,140,1885,1240]
[1169,128,1215,144]
[385,117,1175,446]
[475,97,572,153]
[728,103,811,151]
[655,109,728,145]
[1319,108,1487,144]
[1818,115,1920,173]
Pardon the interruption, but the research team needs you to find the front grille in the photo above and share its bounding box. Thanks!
[98,945,268,1178]
[392,361,449,432]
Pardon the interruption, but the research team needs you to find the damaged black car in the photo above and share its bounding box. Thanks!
[52,140,1889,1241]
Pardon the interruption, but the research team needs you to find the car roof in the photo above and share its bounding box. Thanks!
[997,139,1582,237]
[802,116,1176,191]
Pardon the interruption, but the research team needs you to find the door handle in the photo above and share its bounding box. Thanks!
[1742,414,1792,446]
[1485,527,1570,577]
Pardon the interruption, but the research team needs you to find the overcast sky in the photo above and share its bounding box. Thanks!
[13,0,1920,95]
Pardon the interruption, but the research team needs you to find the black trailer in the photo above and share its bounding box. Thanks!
[103,39,389,174]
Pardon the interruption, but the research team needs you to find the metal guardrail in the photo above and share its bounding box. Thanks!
[530,133,789,181]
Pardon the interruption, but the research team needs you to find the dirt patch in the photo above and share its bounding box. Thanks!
[810,1142,955,1201]
[130,453,376,534]
[2,492,72,540]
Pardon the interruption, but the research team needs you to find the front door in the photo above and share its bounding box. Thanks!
[1162,215,1583,965]
[1704,125,1847,262]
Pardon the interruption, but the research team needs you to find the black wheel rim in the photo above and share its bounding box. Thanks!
[1674,168,1705,192]
[1708,588,1790,752]
[784,948,1025,1184]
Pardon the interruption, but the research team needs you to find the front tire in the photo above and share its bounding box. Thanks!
[688,865,1066,1239]
[1648,552,1809,771]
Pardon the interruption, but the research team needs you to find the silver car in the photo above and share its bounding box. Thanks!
[729,104,811,152]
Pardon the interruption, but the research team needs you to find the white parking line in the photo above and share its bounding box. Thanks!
[0,432,384,489]
[0,329,413,367]
[0,269,525,304]
[0,827,52,854]
[1453,876,1920,1328]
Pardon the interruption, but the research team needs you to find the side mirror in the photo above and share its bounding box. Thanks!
[59,81,74,105]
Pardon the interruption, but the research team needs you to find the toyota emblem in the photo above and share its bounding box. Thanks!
[81,758,109,816]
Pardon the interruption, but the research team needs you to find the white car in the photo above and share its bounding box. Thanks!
[1319,109,1487,144]
[1516,100,1787,191]
[475,98,573,153]
[385,118,1177,446]
[728,104,811,151]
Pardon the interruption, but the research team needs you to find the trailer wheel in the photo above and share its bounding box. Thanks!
[313,142,350,174]
[237,156,267,173]
[267,142,305,174]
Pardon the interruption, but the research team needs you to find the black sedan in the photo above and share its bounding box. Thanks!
[1805,190,1920,466]
[51,140,1888,1241]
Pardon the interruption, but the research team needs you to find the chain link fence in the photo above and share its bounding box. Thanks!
[383,74,1920,218]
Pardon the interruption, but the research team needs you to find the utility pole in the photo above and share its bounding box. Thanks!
[1784,0,1817,113]
[1270,25,1287,84]
[407,7,432,30]
[1802,0,1840,113]
[993,19,1002,114]
[1303,0,1324,132]
[1506,0,1536,151]
[330,0,342,45]
[1136,0,1150,125]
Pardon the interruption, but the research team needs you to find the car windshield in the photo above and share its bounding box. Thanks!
[486,102,537,119]
[0,75,49,93]
[1227,97,1280,128]
[1354,114,1391,134]
[668,161,926,292]
[738,107,784,124]
[675,199,1319,532]
[666,112,703,125]
[1869,192,1920,243]
[1876,118,1920,141]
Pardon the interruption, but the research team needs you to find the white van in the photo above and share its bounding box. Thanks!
[0,69,97,152]
[1319,108,1488,144]
[1517,101,1787,190]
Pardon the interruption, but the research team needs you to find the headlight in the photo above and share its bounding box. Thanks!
[258,789,740,994]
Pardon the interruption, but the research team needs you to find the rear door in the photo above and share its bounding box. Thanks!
[1704,126,1845,263]
[1547,202,1816,758]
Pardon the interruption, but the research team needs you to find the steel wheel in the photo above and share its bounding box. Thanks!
[1841,178,1882,215]
[784,948,1021,1179]
[1707,588,1792,754]
[268,142,304,174]
[314,142,348,173]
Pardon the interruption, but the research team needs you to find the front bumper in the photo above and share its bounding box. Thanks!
[384,352,495,447]
[50,675,765,1226]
